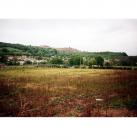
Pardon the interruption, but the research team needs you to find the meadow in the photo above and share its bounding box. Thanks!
[0,67,137,117]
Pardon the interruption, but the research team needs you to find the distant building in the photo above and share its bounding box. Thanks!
[19,61,25,65]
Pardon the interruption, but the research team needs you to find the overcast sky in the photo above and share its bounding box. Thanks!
[0,19,137,55]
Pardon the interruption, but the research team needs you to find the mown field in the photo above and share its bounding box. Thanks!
[0,67,137,117]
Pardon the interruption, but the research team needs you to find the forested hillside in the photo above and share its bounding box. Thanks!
[0,42,128,58]
[0,42,57,56]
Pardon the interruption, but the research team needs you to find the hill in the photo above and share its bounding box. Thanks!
[0,42,57,57]
[56,47,80,53]
[0,42,129,58]
[39,45,50,49]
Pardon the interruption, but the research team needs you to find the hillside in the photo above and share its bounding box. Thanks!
[79,51,128,59]
[0,42,129,58]
[0,42,57,56]
[39,45,50,49]
[0,42,129,59]
[56,47,80,53]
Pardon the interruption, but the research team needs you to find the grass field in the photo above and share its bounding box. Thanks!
[0,67,137,117]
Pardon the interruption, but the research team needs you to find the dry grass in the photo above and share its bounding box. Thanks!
[0,67,137,117]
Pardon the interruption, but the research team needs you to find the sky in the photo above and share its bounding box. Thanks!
[0,19,137,56]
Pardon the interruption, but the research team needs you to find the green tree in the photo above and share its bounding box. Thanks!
[25,60,32,65]
[50,57,63,64]
[2,48,9,53]
[0,55,8,64]
[95,56,104,66]
[88,58,96,67]
[69,56,83,66]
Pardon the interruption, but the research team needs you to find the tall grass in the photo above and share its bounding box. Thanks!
[0,67,137,116]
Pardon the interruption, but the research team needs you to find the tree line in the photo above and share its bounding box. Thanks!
[0,42,137,67]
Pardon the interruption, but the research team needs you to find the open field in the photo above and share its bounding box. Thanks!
[0,67,137,117]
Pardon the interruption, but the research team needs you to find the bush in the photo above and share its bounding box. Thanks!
[24,60,32,65]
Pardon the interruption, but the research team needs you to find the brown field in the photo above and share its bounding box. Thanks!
[0,67,137,117]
